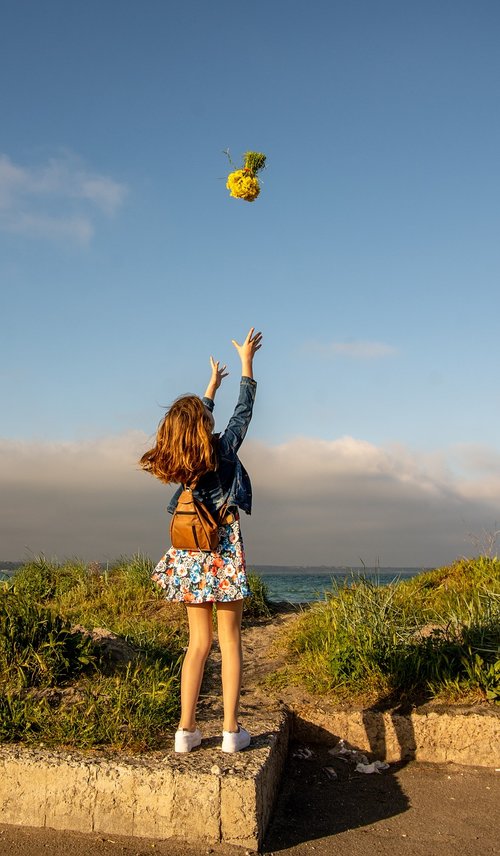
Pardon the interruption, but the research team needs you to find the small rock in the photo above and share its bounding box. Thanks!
[323,766,338,780]
[328,741,368,765]
[210,764,222,775]
[292,746,313,760]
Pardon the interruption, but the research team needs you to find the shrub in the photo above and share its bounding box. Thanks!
[0,555,185,747]
[0,591,96,690]
[244,572,273,621]
[269,556,500,707]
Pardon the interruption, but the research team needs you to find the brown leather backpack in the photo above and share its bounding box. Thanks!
[170,484,220,551]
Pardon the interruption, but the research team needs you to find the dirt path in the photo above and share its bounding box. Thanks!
[197,602,305,724]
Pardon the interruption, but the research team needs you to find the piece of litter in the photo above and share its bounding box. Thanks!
[328,741,368,764]
[329,739,349,757]
[355,760,390,774]
[293,746,313,759]
[323,766,338,780]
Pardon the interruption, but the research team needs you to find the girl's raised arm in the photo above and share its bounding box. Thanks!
[204,356,228,402]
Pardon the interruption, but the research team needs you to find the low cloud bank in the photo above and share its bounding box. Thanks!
[1,433,498,567]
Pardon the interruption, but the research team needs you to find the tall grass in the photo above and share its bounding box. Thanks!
[244,572,274,621]
[267,556,500,707]
[0,555,275,748]
[0,591,96,690]
[0,555,186,748]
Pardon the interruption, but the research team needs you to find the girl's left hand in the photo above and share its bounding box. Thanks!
[210,356,229,390]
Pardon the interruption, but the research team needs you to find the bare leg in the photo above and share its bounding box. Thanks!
[178,602,213,730]
[216,600,244,733]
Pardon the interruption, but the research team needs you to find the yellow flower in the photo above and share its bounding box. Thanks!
[226,168,260,202]
[225,153,265,201]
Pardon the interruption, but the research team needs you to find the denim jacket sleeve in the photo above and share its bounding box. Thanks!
[217,376,257,461]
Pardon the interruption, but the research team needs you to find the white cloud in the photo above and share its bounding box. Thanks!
[78,176,126,215]
[5,212,94,243]
[0,152,127,244]
[1,432,499,567]
[305,340,397,359]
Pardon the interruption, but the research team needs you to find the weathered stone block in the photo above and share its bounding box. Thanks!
[44,758,98,832]
[172,767,220,842]
[132,765,175,838]
[221,775,258,848]
[0,757,47,826]
[93,762,136,836]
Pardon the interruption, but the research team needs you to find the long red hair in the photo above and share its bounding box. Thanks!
[139,395,217,485]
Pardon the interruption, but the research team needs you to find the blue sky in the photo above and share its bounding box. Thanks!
[1,0,499,564]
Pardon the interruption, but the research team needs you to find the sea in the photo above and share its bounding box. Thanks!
[0,562,429,604]
[250,565,428,603]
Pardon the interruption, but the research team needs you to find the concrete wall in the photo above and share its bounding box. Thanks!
[1,704,498,850]
[292,705,500,766]
[0,710,290,851]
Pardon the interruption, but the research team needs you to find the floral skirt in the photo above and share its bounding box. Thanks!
[151,511,251,603]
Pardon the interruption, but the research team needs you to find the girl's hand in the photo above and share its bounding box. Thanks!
[210,356,228,390]
[204,356,228,401]
[231,327,263,361]
[231,328,262,379]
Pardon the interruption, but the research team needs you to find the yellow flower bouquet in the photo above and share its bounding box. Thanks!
[226,151,266,202]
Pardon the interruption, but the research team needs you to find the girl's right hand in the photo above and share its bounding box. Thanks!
[209,356,228,390]
[231,328,263,374]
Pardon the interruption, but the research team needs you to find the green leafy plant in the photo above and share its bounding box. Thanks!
[267,557,500,707]
[244,572,273,621]
[0,555,186,747]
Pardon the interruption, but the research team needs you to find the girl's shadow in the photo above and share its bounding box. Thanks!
[263,720,412,852]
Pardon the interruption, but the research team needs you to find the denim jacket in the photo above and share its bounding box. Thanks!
[167,376,257,517]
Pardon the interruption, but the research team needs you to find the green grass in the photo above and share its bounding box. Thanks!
[0,555,275,749]
[4,552,495,747]
[0,591,97,691]
[265,556,500,708]
[244,572,274,622]
[0,555,187,749]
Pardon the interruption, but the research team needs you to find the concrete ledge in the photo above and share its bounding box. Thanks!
[1,702,498,850]
[291,704,500,766]
[0,709,290,851]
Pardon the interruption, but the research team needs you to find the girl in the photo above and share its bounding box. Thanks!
[139,327,262,753]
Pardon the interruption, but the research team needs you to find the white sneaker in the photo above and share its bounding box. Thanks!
[174,727,202,753]
[221,725,251,753]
